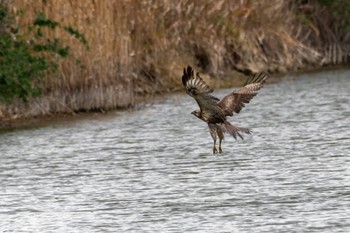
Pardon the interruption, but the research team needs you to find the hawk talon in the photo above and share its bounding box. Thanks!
[213,147,218,154]
[219,147,222,153]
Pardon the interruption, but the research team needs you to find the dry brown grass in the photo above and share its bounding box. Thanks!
[0,0,349,123]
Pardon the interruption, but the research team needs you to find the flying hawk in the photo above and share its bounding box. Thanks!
[182,66,268,154]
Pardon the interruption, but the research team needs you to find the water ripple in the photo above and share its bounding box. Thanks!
[0,69,350,232]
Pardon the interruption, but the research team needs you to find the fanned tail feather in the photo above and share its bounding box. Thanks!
[220,121,251,140]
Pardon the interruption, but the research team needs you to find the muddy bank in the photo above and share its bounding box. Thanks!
[1,0,349,126]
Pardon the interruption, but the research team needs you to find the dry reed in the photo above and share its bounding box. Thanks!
[0,0,349,123]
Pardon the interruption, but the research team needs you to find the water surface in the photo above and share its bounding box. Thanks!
[0,69,349,232]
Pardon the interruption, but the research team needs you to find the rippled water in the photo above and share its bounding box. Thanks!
[0,69,349,232]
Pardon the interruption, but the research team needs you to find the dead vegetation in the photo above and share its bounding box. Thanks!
[0,0,349,123]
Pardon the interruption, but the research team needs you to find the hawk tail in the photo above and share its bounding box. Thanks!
[221,121,251,140]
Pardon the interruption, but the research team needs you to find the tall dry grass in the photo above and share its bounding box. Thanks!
[0,0,349,122]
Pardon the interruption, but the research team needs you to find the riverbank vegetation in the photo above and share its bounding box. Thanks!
[0,6,88,103]
[0,0,349,125]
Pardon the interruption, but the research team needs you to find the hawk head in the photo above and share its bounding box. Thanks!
[191,110,201,119]
[191,110,211,123]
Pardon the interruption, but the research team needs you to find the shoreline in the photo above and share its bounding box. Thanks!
[0,91,168,130]
[1,1,349,129]
[1,66,348,130]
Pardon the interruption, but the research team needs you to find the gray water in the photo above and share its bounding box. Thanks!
[0,70,349,233]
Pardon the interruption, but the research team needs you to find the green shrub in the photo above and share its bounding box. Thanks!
[0,4,87,103]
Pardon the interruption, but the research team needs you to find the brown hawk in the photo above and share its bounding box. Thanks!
[182,66,268,154]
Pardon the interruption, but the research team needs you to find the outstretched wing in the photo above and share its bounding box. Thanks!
[182,66,220,111]
[182,66,215,97]
[218,72,268,116]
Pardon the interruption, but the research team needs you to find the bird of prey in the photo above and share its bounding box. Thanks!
[182,66,268,154]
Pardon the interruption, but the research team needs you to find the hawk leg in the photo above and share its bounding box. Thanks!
[219,138,223,153]
[218,125,224,154]
[213,139,218,154]
[209,123,219,154]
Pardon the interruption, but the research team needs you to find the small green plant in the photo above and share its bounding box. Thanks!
[0,4,88,103]
[317,0,350,30]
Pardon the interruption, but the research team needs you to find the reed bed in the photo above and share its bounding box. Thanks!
[0,0,349,123]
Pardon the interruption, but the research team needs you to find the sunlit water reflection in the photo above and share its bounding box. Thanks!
[0,69,349,232]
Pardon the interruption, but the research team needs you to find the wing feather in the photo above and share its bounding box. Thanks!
[182,66,224,122]
[218,72,268,116]
[182,66,214,96]
[182,65,219,102]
